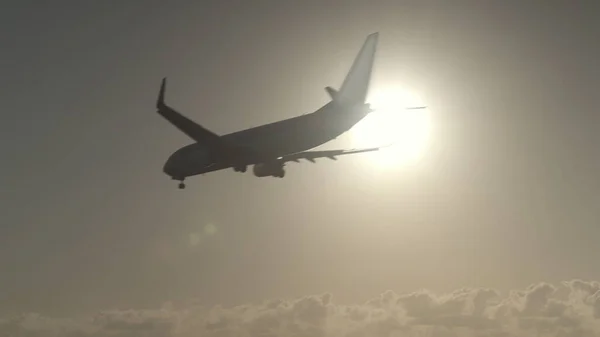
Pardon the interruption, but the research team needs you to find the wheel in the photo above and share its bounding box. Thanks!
[178,182,186,189]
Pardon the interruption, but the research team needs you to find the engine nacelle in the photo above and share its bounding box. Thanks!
[253,162,285,178]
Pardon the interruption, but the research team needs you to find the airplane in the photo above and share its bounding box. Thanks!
[158,32,423,189]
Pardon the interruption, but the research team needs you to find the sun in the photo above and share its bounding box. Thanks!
[350,86,431,168]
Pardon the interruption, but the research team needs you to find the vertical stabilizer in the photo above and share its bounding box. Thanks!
[337,32,379,105]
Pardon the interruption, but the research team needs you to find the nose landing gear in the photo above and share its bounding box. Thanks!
[172,176,186,190]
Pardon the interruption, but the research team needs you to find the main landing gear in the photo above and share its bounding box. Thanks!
[233,165,247,173]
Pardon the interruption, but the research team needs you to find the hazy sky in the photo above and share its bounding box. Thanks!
[3,1,600,335]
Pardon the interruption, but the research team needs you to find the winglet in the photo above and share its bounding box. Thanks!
[157,77,167,109]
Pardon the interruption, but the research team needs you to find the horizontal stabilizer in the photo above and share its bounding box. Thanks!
[325,86,338,100]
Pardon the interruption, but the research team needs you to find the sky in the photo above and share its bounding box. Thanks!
[2,0,600,335]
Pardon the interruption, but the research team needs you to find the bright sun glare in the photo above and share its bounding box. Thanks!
[350,87,431,168]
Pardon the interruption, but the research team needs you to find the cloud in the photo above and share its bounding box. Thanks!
[3,280,600,336]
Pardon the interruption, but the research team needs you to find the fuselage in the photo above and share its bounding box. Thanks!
[162,101,370,179]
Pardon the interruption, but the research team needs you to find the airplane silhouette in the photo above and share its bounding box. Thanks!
[158,32,422,189]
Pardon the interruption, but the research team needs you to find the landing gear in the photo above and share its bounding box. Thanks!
[273,169,285,178]
[233,165,247,173]
[173,177,186,189]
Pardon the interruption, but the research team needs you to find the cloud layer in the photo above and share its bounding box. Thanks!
[3,280,600,336]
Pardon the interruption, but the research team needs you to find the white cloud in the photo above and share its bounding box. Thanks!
[3,280,600,336]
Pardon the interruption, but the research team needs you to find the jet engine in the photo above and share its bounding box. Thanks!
[253,162,285,178]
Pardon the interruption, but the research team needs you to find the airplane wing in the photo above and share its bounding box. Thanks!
[156,78,269,166]
[277,146,381,164]
[156,78,223,146]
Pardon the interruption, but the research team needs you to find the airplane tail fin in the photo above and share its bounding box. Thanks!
[333,32,379,105]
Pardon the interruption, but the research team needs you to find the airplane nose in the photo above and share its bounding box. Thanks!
[163,156,176,177]
[163,153,186,181]
[162,160,172,176]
